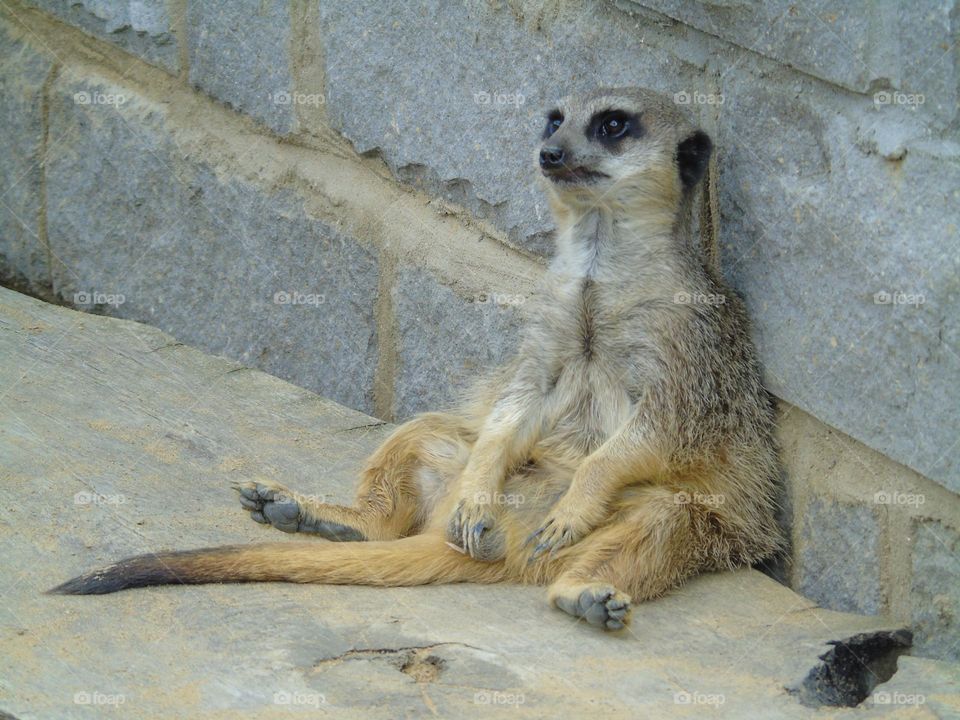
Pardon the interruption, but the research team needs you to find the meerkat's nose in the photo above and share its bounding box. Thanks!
[539,146,566,170]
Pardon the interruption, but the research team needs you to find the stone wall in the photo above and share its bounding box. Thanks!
[0,0,957,660]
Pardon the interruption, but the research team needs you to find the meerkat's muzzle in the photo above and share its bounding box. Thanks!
[539,146,608,184]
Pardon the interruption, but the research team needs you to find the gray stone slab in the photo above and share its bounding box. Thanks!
[634,0,881,94]
[718,64,960,493]
[392,265,522,419]
[633,0,958,125]
[896,0,959,127]
[911,519,960,662]
[0,18,52,295]
[796,497,883,615]
[44,74,380,414]
[187,0,296,134]
[866,656,960,715]
[22,0,180,74]
[0,286,926,718]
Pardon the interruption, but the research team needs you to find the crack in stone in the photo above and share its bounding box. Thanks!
[312,641,483,684]
[333,421,389,434]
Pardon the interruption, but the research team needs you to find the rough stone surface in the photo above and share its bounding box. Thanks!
[635,0,959,123]
[911,519,960,662]
[188,0,295,134]
[0,20,52,295]
[895,1,960,126]
[797,497,883,616]
[392,265,523,419]
[45,74,380,414]
[718,62,960,493]
[634,1,879,93]
[22,0,180,74]
[0,287,925,719]
[867,656,960,715]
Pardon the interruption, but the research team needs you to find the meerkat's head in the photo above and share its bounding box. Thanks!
[537,87,712,219]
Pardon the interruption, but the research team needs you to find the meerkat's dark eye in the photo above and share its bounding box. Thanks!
[586,109,642,147]
[598,111,630,140]
[544,111,563,139]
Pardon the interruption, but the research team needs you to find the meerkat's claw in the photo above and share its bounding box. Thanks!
[527,518,580,562]
[446,499,506,562]
[448,499,493,557]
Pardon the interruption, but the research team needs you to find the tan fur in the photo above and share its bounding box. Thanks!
[53,88,783,631]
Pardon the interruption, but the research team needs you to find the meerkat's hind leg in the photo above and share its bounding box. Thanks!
[236,413,478,542]
[546,488,721,631]
[235,480,366,541]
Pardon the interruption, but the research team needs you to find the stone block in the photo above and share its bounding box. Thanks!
[23,0,180,73]
[0,19,52,294]
[718,66,960,492]
[911,518,960,661]
[796,496,883,615]
[392,265,522,418]
[45,74,380,413]
[634,0,958,125]
[187,0,296,134]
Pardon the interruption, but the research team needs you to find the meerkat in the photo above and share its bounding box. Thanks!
[51,87,783,631]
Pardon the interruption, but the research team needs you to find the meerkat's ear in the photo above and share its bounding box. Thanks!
[676,131,712,189]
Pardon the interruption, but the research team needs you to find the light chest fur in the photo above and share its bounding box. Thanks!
[524,209,691,458]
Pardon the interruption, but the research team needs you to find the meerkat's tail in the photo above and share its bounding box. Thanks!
[48,534,506,595]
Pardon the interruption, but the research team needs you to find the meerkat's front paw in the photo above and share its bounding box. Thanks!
[446,496,504,561]
[526,505,591,561]
[553,584,632,630]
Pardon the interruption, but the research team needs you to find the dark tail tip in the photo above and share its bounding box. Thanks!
[48,554,189,595]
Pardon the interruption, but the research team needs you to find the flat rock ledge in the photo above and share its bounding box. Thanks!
[1,287,956,719]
